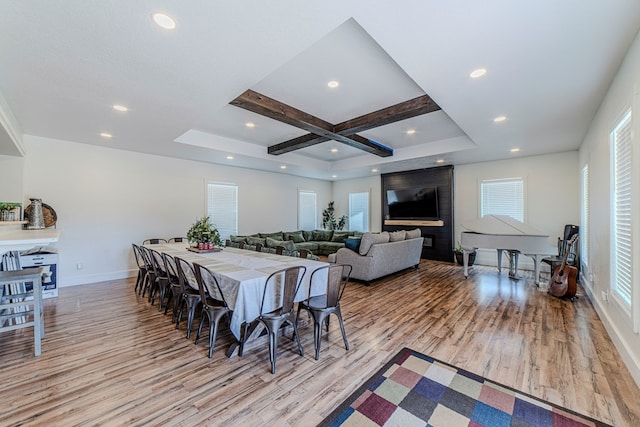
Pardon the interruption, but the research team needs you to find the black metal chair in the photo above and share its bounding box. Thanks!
[161,253,182,319]
[239,266,306,374]
[193,263,232,358]
[298,249,311,259]
[143,238,168,245]
[131,244,148,294]
[138,246,156,298]
[542,225,579,275]
[174,257,203,339]
[148,248,172,310]
[168,237,187,243]
[296,264,352,360]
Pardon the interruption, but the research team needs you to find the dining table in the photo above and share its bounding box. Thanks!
[148,243,329,356]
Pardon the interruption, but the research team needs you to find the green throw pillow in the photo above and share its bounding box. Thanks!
[230,235,247,243]
[246,236,266,246]
[259,231,284,240]
[284,231,305,243]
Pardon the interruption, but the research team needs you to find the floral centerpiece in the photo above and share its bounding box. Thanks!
[186,216,221,249]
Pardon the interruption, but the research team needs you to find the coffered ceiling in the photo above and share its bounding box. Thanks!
[0,1,639,180]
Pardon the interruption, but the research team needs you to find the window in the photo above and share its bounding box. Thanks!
[581,164,589,273]
[207,182,238,241]
[480,178,524,221]
[298,190,317,230]
[349,191,370,232]
[611,110,632,309]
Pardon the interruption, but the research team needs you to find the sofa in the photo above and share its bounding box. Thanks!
[227,230,363,256]
[328,229,424,282]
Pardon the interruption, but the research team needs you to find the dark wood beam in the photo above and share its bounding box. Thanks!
[231,89,393,157]
[267,94,440,155]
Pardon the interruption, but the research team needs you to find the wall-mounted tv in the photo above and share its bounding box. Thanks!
[386,186,439,219]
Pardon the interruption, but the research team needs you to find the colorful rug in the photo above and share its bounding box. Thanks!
[319,347,611,427]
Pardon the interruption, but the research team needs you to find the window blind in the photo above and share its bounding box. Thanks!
[612,110,632,306]
[480,178,524,221]
[207,183,238,241]
[298,190,317,230]
[349,191,370,232]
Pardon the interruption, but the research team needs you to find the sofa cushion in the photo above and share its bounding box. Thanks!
[265,237,296,252]
[302,230,314,241]
[389,230,406,242]
[294,241,319,252]
[331,231,349,243]
[259,231,284,240]
[344,237,361,252]
[312,230,333,241]
[405,228,422,239]
[283,231,306,243]
[246,236,266,246]
[359,232,390,255]
[317,242,346,254]
[230,235,247,243]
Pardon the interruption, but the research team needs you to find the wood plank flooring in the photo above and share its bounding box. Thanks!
[1,260,640,426]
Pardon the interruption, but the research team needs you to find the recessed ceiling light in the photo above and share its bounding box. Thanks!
[280,165,287,169]
[436,159,444,164]
[245,122,255,128]
[226,156,234,160]
[510,148,520,153]
[113,104,128,112]
[152,13,176,30]
[330,148,339,153]
[371,168,378,173]
[327,80,339,88]
[493,115,507,123]
[470,68,487,78]
[332,175,337,178]
[100,132,112,139]
[406,129,416,135]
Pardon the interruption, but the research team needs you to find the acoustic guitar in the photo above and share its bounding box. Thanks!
[548,234,579,299]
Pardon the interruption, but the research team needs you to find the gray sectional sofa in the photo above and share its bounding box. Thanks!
[328,229,424,282]
[228,230,363,256]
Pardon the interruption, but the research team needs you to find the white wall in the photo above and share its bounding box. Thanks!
[578,28,640,384]
[331,175,382,232]
[0,155,25,202]
[454,152,579,269]
[17,135,331,286]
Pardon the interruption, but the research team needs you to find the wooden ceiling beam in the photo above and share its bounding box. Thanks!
[231,89,393,157]
[267,94,441,156]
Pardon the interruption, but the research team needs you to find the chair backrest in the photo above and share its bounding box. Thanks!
[260,266,306,316]
[310,264,352,308]
[138,245,154,272]
[193,263,228,307]
[162,253,179,284]
[148,248,167,278]
[174,257,198,292]
[143,238,168,245]
[168,237,187,243]
[298,249,311,259]
[275,246,285,255]
[132,244,146,268]
[255,243,263,252]
[558,225,579,262]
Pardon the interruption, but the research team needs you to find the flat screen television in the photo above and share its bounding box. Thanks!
[386,187,439,219]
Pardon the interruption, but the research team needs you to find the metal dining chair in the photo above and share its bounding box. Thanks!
[239,265,306,374]
[131,244,148,294]
[193,263,232,358]
[143,238,168,245]
[148,248,172,310]
[173,257,203,339]
[296,264,352,360]
[168,237,187,243]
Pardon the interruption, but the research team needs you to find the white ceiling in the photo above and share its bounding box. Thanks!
[1,1,639,180]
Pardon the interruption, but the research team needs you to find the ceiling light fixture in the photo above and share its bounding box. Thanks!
[245,122,255,128]
[332,175,337,178]
[226,156,234,160]
[436,159,444,164]
[470,68,487,78]
[371,168,379,173]
[152,13,176,30]
[510,148,520,153]
[113,104,128,112]
[406,129,416,135]
[327,80,339,89]
[280,165,287,169]
[100,132,112,138]
[493,115,507,123]
[330,148,338,153]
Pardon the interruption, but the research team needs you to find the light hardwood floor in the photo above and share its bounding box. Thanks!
[1,260,640,426]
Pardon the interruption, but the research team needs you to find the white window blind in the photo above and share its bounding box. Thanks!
[581,164,589,270]
[612,110,632,306]
[480,178,524,221]
[349,191,369,232]
[207,183,238,241]
[298,190,317,230]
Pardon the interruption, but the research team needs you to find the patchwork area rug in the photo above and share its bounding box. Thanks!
[319,347,611,427]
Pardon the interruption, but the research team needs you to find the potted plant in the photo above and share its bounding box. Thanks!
[322,201,348,230]
[0,202,21,221]
[454,243,476,266]
[186,216,221,248]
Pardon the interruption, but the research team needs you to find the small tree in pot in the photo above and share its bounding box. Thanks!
[453,243,476,266]
[187,216,221,247]
[322,201,347,230]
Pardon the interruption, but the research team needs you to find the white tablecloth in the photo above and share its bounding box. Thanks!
[151,243,328,338]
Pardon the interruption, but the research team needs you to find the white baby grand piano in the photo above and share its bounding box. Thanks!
[460,215,554,285]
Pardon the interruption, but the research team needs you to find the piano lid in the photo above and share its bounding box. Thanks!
[461,215,547,236]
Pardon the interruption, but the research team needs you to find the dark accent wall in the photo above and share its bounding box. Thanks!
[381,166,454,262]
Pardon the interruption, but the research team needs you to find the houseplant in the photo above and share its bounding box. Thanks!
[186,216,221,247]
[453,243,476,266]
[321,201,348,230]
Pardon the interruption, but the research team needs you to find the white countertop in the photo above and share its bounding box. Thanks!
[0,228,61,253]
